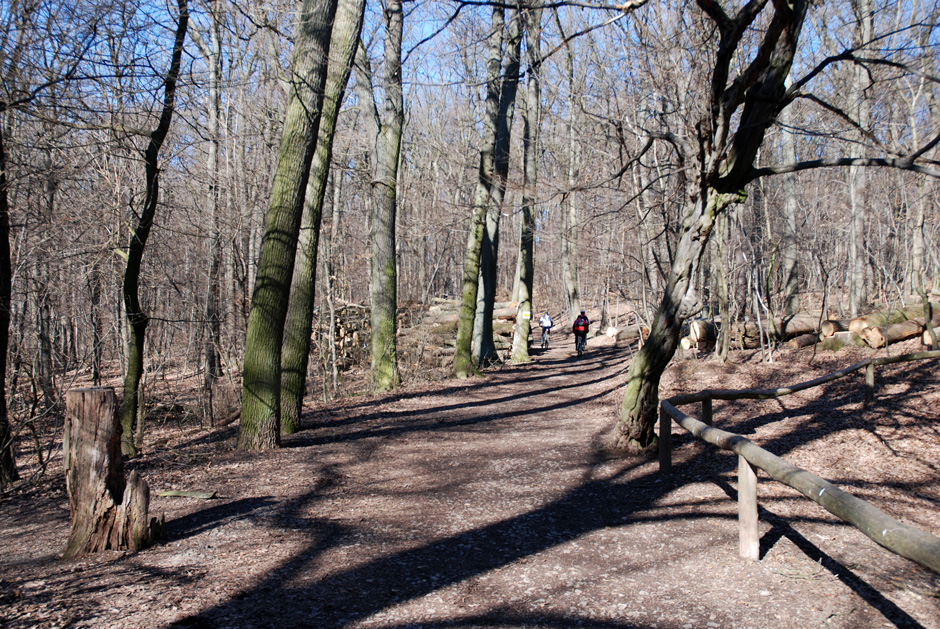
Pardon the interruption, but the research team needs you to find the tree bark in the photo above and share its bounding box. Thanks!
[201,0,223,428]
[368,0,404,391]
[280,0,365,430]
[453,5,506,379]
[239,0,338,449]
[511,4,542,363]
[120,0,189,457]
[477,10,521,367]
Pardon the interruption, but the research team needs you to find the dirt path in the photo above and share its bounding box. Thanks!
[1,335,939,627]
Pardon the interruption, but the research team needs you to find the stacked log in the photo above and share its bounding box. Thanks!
[773,314,819,339]
[853,307,940,349]
[861,320,925,348]
[680,319,717,351]
[819,319,851,338]
[786,333,818,349]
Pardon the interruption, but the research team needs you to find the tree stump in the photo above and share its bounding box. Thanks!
[63,388,156,559]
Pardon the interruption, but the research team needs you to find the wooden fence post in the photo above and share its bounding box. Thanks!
[702,396,713,426]
[865,363,875,407]
[659,402,672,474]
[738,454,759,561]
[63,388,155,559]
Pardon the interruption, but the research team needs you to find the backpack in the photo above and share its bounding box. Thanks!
[573,316,587,332]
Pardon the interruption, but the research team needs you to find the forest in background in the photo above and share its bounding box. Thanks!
[1,0,939,481]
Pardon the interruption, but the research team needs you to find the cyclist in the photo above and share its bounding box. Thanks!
[538,311,554,348]
[572,310,590,356]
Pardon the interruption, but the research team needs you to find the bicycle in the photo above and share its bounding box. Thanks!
[575,334,586,356]
[540,326,551,349]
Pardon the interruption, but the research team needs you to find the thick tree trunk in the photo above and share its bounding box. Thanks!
[477,11,521,367]
[368,0,404,392]
[120,1,188,457]
[239,0,337,449]
[63,388,155,559]
[611,0,809,453]
[453,6,505,379]
[780,76,800,316]
[613,191,738,452]
[280,0,365,430]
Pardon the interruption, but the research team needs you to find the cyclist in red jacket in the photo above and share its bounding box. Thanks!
[572,310,590,356]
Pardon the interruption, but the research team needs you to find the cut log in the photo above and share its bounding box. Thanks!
[613,325,649,342]
[689,320,717,345]
[861,320,925,349]
[923,327,940,347]
[63,388,158,559]
[786,333,818,349]
[819,319,851,338]
[773,314,818,339]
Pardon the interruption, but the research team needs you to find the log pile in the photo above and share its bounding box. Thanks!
[819,304,940,349]
[397,299,522,368]
[680,320,716,351]
[314,303,371,370]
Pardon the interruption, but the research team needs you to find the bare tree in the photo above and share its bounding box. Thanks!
[119,0,189,456]
[239,0,338,450]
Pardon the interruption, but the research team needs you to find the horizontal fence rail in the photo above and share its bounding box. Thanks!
[659,350,940,574]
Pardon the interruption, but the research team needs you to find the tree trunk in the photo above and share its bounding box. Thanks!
[239,0,338,449]
[780,74,800,316]
[368,0,404,391]
[63,388,155,559]
[477,10,521,367]
[201,0,223,428]
[613,191,738,452]
[612,0,809,452]
[453,5,506,379]
[0,123,17,485]
[511,4,541,363]
[557,14,581,322]
[120,0,189,457]
[280,0,365,431]
[848,0,874,316]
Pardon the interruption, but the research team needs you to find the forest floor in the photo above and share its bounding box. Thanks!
[1,332,940,628]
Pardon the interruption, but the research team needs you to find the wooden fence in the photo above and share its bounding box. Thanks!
[658,350,940,574]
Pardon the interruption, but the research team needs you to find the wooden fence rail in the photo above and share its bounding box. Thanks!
[658,350,940,574]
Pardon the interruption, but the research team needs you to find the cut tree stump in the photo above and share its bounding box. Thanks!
[63,387,158,559]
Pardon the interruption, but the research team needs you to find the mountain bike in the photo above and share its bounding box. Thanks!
[540,326,551,349]
[575,334,586,356]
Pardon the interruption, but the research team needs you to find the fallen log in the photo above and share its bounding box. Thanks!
[158,490,217,500]
[924,327,940,347]
[613,325,649,342]
[862,320,925,348]
[689,320,717,345]
[774,314,818,339]
[786,333,818,349]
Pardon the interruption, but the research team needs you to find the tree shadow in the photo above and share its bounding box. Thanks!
[162,345,936,628]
